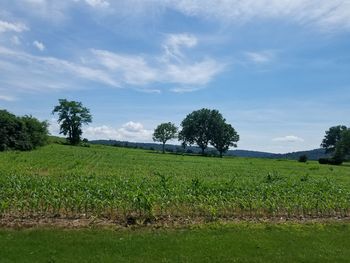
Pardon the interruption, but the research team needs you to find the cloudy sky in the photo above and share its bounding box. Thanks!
[0,0,349,153]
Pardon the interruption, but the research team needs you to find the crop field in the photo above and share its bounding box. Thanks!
[0,143,350,222]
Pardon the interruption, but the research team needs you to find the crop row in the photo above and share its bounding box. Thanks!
[1,172,349,220]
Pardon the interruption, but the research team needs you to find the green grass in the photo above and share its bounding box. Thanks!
[0,223,350,262]
[0,144,350,220]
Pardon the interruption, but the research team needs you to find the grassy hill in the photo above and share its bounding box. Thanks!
[0,143,349,222]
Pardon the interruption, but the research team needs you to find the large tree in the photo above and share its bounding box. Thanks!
[179,108,216,154]
[179,108,239,156]
[52,99,92,145]
[321,125,347,153]
[210,121,239,157]
[153,122,178,153]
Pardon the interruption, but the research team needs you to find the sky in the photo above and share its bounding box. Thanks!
[0,0,349,153]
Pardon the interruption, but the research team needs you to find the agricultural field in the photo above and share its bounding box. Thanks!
[0,143,350,222]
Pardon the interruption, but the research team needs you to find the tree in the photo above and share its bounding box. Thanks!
[334,129,350,161]
[321,125,347,153]
[179,108,217,155]
[210,121,239,157]
[52,99,92,145]
[153,122,177,153]
[179,108,239,156]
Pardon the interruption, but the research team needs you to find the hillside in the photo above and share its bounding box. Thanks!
[90,139,329,160]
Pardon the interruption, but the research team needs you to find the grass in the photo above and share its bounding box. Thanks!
[0,223,350,262]
[0,143,350,220]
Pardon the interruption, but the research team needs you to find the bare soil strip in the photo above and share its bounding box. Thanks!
[1,215,350,229]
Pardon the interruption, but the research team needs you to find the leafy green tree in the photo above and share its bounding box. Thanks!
[52,99,92,145]
[179,108,216,155]
[179,108,239,156]
[321,125,348,153]
[334,129,350,161]
[153,122,178,153]
[210,121,239,157]
[0,110,48,151]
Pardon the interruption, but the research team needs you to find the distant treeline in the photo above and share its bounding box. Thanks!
[0,110,48,151]
[90,139,329,160]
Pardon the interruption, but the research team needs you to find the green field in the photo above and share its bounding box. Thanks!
[0,143,350,221]
[1,223,350,262]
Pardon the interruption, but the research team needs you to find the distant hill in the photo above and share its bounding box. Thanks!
[90,140,329,160]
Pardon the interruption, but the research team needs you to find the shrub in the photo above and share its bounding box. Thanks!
[298,155,308,163]
[0,110,48,151]
[318,158,343,166]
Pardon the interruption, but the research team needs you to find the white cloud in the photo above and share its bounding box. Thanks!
[163,33,198,61]
[245,51,275,64]
[0,20,28,33]
[84,0,110,8]
[272,135,305,142]
[89,34,225,90]
[33,40,45,51]
[0,94,16,101]
[84,122,153,141]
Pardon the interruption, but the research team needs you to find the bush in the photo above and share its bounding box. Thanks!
[318,158,343,166]
[0,110,48,151]
[318,158,329,164]
[298,155,308,163]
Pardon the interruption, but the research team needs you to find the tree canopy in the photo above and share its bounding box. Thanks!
[179,108,239,156]
[52,99,92,145]
[321,125,350,163]
[153,122,178,153]
[321,125,347,154]
[0,110,48,151]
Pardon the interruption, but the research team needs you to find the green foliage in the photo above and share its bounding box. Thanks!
[0,110,48,151]
[179,108,239,156]
[321,126,350,163]
[152,122,177,153]
[211,121,239,157]
[298,155,308,163]
[52,99,92,145]
[321,125,347,154]
[0,144,349,220]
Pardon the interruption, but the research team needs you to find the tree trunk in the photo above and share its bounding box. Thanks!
[219,151,223,158]
[162,143,165,154]
[201,147,205,155]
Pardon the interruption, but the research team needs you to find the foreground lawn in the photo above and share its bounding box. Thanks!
[0,223,349,262]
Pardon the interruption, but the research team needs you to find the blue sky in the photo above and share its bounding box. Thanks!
[0,0,349,153]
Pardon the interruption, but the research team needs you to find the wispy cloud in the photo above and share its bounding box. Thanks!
[0,20,28,33]
[272,135,305,143]
[33,40,45,51]
[245,51,275,64]
[0,33,224,95]
[162,0,350,32]
[84,0,110,8]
